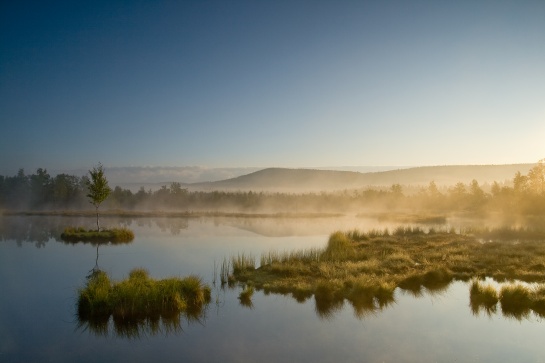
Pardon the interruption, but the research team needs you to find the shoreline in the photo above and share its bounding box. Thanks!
[1,209,344,219]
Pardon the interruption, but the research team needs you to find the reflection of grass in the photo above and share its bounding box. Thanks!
[469,280,498,316]
[499,284,533,320]
[231,228,545,318]
[77,268,210,337]
[238,285,255,308]
[469,280,545,320]
[61,226,134,243]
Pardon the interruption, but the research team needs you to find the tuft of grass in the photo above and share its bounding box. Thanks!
[232,253,255,274]
[321,231,355,261]
[77,268,211,335]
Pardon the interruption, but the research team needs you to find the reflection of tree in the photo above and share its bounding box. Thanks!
[0,216,65,247]
[153,217,189,235]
[0,216,192,248]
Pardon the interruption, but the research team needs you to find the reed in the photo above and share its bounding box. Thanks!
[232,253,255,274]
[219,257,230,286]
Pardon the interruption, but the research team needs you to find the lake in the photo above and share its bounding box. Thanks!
[1,215,544,362]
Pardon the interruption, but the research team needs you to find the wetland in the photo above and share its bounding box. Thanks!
[1,214,545,362]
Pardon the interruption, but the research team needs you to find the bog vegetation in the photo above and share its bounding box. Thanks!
[227,227,545,319]
[77,268,211,337]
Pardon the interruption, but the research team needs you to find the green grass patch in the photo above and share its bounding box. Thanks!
[61,226,135,243]
[77,268,211,336]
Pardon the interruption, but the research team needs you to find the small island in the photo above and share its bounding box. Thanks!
[61,226,135,243]
[61,163,135,243]
[77,268,211,336]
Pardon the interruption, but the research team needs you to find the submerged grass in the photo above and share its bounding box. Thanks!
[61,226,134,243]
[77,268,211,335]
[230,227,545,318]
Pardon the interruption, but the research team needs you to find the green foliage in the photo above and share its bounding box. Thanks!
[77,268,211,330]
[86,163,112,231]
[86,163,111,208]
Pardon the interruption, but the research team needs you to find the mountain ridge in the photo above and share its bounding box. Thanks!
[184,164,533,192]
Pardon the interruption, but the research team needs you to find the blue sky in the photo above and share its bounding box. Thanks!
[1,0,544,175]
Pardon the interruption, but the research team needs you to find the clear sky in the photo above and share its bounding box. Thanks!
[1,0,544,175]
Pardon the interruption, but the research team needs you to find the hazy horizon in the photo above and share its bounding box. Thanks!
[1,1,544,174]
[0,162,526,189]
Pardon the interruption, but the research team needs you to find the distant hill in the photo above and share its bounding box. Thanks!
[186,164,533,192]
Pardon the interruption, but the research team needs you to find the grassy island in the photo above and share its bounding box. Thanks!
[230,227,545,317]
[61,226,135,243]
[77,268,211,336]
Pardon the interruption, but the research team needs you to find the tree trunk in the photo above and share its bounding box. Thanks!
[95,206,100,232]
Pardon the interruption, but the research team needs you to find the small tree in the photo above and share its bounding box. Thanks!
[86,163,111,232]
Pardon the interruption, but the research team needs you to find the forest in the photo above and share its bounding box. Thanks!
[0,161,544,217]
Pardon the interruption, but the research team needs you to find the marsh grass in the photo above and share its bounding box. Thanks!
[61,226,134,243]
[77,268,211,336]
[229,227,545,318]
[232,253,255,274]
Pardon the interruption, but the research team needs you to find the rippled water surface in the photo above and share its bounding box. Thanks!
[1,215,544,362]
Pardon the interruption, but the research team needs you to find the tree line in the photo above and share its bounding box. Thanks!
[1,160,544,216]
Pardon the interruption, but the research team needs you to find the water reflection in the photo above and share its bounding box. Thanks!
[255,275,545,322]
[469,280,545,321]
[0,215,187,246]
[77,303,208,339]
[76,262,211,338]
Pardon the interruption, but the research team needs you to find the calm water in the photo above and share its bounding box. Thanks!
[1,215,544,363]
